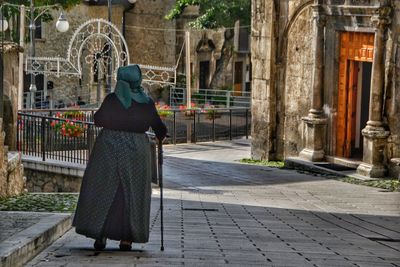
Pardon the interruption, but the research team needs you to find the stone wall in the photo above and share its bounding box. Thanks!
[283,7,313,157]
[0,43,26,198]
[251,0,400,177]
[0,120,25,198]
[34,4,124,106]
[0,120,7,197]
[250,0,277,160]
[25,169,81,192]
[34,2,248,104]
[2,42,21,150]
[385,0,400,177]
[125,0,176,68]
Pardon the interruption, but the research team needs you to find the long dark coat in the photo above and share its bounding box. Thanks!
[72,129,152,243]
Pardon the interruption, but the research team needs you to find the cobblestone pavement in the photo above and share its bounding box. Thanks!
[27,140,400,266]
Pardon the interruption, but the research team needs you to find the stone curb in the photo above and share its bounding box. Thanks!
[0,213,72,267]
[285,157,378,181]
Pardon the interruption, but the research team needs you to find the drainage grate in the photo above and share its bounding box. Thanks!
[315,163,357,171]
[367,237,400,243]
[182,208,219,212]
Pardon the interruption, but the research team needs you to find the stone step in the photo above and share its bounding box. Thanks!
[0,212,72,267]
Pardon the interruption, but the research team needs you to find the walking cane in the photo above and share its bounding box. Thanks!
[157,138,165,251]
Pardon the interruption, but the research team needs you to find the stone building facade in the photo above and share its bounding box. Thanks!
[32,4,125,107]
[251,0,400,178]
[31,1,250,106]
[0,42,25,197]
[2,42,22,150]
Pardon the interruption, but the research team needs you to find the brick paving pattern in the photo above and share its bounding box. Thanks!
[27,140,400,266]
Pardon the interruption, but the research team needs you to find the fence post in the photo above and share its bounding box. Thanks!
[229,109,232,140]
[17,114,20,151]
[41,117,46,161]
[245,109,249,139]
[193,109,196,143]
[227,91,231,108]
[87,124,94,158]
[173,111,176,145]
[212,112,216,142]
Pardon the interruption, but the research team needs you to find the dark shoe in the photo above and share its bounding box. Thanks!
[94,238,107,251]
[119,241,132,251]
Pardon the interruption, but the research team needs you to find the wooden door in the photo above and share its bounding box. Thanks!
[199,61,210,89]
[344,61,359,157]
[336,32,374,157]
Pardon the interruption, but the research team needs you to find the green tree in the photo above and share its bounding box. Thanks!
[2,0,80,9]
[166,0,250,89]
[165,0,250,29]
[1,0,81,41]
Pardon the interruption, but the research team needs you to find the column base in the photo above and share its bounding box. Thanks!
[299,148,325,162]
[299,115,327,162]
[357,163,386,178]
[357,125,390,178]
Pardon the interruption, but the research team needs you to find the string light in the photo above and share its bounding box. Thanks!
[124,24,250,32]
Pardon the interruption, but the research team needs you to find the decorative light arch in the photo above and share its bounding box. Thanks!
[26,18,176,85]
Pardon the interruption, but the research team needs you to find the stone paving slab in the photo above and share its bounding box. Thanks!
[0,212,72,267]
[26,140,400,266]
[0,212,46,243]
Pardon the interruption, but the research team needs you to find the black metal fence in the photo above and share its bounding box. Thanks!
[17,107,251,164]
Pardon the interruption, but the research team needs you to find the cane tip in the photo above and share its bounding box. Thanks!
[161,246,164,251]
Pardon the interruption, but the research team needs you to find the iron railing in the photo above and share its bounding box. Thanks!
[17,112,100,165]
[170,87,251,108]
[17,107,251,164]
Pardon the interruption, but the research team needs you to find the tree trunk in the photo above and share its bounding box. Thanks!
[209,29,234,89]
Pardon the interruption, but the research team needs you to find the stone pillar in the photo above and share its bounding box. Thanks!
[299,2,327,162]
[357,6,392,178]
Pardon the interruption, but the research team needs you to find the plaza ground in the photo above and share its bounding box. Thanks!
[26,140,400,266]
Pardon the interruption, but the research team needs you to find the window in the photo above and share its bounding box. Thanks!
[34,19,43,39]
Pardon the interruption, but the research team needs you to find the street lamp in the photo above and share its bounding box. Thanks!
[0,14,8,32]
[56,11,69,33]
[28,0,69,109]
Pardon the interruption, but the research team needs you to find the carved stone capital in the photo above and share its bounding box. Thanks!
[371,6,392,29]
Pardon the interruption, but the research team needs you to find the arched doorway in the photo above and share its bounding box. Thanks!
[336,32,374,158]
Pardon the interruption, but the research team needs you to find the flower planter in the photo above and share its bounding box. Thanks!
[206,113,222,120]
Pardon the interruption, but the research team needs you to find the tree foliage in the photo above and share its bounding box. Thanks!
[165,0,250,29]
[0,0,81,41]
[2,0,81,9]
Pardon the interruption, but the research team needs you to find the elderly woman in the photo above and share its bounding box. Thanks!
[73,64,167,251]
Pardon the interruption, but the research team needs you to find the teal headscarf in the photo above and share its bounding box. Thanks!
[114,64,150,108]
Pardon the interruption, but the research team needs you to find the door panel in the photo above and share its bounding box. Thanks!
[344,61,359,158]
[199,61,210,90]
[336,32,374,158]
[234,62,243,96]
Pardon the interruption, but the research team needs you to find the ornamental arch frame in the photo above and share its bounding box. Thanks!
[26,18,176,86]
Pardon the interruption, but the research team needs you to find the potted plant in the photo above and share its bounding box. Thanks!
[48,111,87,151]
[179,103,200,118]
[155,103,173,119]
[203,104,221,120]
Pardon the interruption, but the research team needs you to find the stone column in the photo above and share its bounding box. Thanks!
[299,2,327,162]
[357,6,392,178]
